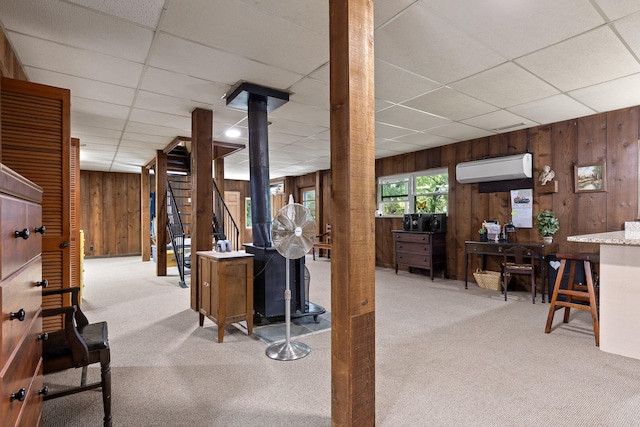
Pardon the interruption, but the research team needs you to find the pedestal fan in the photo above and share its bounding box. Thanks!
[265,197,316,361]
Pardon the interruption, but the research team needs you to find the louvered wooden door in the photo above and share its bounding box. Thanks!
[1,77,71,331]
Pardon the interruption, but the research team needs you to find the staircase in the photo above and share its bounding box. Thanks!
[163,145,240,287]
[167,178,190,288]
[213,179,240,251]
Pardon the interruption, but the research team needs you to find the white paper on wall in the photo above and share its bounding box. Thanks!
[510,189,533,228]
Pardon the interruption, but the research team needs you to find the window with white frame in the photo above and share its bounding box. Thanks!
[378,168,448,216]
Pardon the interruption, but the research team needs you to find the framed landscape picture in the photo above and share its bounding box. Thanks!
[574,163,606,193]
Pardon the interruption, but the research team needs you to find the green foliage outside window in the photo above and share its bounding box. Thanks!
[302,190,317,219]
[414,173,448,214]
[245,198,252,228]
[378,170,448,216]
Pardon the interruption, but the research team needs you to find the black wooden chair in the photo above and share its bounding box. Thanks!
[41,287,112,427]
[501,245,536,303]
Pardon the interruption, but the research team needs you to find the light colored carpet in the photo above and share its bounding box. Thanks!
[42,255,640,426]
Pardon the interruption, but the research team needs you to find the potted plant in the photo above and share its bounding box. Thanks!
[536,210,559,244]
[478,226,488,242]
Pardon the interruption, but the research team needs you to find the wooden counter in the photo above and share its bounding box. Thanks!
[569,229,640,359]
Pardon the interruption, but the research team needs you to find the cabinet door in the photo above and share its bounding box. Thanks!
[1,77,72,333]
[199,257,212,316]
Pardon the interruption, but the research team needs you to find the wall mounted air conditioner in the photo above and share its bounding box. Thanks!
[456,153,532,184]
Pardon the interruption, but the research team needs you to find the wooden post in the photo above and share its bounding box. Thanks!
[155,150,167,276]
[141,167,151,261]
[329,0,376,425]
[214,156,224,195]
[191,108,214,313]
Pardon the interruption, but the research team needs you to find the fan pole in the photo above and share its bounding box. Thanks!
[265,257,311,361]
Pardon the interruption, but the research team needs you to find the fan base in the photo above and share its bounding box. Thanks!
[265,340,311,361]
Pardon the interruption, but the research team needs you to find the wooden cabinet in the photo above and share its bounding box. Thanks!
[196,251,254,343]
[392,230,446,280]
[0,164,44,427]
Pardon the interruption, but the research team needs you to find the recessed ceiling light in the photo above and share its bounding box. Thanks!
[225,129,241,138]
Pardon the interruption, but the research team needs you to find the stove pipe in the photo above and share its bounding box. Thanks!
[248,93,272,247]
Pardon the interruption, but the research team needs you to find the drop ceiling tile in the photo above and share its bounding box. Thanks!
[427,123,494,141]
[295,138,330,150]
[508,94,596,125]
[595,0,640,21]
[140,67,230,107]
[309,63,329,83]
[268,133,305,145]
[516,26,640,91]
[570,73,640,112]
[375,140,423,153]
[114,152,155,167]
[0,0,154,62]
[267,118,327,138]
[374,0,416,28]
[160,0,328,75]
[117,144,163,155]
[9,32,143,87]
[67,0,165,28]
[72,125,123,139]
[375,99,395,113]
[75,135,119,146]
[425,0,604,59]
[81,145,119,156]
[237,0,329,35]
[71,112,126,131]
[375,148,404,159]
[376,105,450,132]
[376,122,417,140]
[129,109,191,132]
[288,77,329,110]
[125,122,189,138]
[119,139,168,150]
[375,2,506,84]
[270,102,329,128]
[122,132,172,145]
[394,132,457,147]
[614,12,640,59]
[25,68,135,106]
[149,34,303,89]
[109,163,147,173]
[450,62,560,108]
[403,87,498,121]
[461,110,537,132]
[375,60,441,104]
[71,97,130,120]
[134,91,211,117]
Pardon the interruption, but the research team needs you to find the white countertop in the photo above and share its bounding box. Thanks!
[567,230,640,246]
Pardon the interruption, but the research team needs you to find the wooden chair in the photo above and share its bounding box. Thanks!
[501,245,537,303]
[312,224,331,260]
[41,287,112,427]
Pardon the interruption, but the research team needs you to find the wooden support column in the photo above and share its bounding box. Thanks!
[141,167,151,261]
[316,171,324,234]
[214,156,224,195]
[329,0,376,425]
[191,108,213,314]
[155,150,167,276]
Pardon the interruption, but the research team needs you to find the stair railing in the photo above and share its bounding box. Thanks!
[212,179,240,251]
[167,180,189,288]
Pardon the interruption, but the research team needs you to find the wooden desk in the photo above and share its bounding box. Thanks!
[464,241,557,303]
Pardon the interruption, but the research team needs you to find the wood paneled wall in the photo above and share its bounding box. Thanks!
[374,107,640,281]
[80,106,639,271]
[80,171,142,257]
